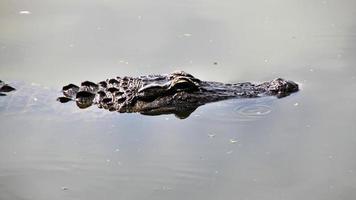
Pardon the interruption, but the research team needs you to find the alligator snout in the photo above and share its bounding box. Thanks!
[268,78,299,98]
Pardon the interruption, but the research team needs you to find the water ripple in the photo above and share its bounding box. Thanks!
[197,98,274,123]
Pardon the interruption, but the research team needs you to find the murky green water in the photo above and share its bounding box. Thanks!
[1,0,356,199]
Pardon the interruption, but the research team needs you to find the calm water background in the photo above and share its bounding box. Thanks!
[1,0,356,199]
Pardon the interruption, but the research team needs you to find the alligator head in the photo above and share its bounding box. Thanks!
[57,71,299,119]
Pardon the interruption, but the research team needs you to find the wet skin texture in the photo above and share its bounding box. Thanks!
[57,71,299,119]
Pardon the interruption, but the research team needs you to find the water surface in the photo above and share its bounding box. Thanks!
[1,0,356,199]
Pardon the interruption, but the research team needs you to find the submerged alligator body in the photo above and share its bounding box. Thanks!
[57,71,299,118]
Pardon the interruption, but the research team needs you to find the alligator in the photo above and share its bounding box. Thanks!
[56,71,299,119]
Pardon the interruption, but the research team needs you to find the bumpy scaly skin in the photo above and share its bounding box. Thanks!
[58,71,299,118]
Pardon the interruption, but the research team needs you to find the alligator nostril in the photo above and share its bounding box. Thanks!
[286,81,299,92]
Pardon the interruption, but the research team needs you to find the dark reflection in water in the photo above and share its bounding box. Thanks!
[1,0,356,199]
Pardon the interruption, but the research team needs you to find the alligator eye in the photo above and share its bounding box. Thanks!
[170,77,198,91]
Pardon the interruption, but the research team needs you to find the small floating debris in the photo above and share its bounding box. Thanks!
[19,10,31,15]
[294,102,299,106]
[162,186,172,191]
[183,33,192,37]
[208,134,216,138]
[61,187,69,191]
[213,62,218,65]
[226,150,233,154]
[230,139,238,144]
[115,148,120,152]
